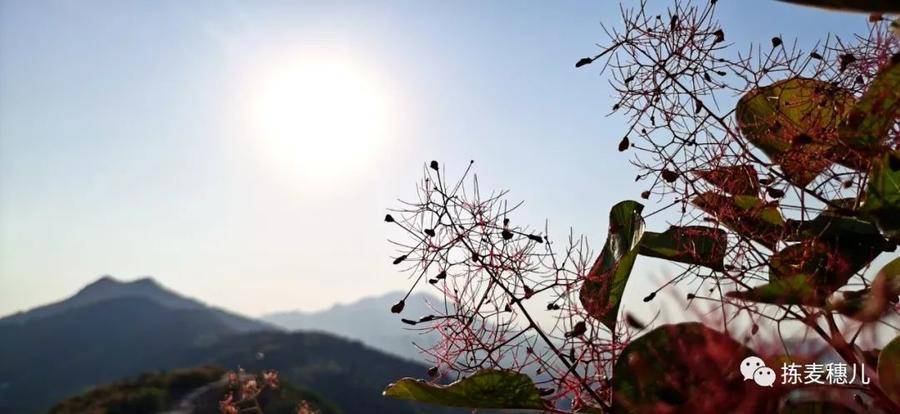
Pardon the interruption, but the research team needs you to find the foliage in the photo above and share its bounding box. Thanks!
[47,366,224,414]
[579,200,646,331]
[862,150,900,239]
[217,368,283,414]
[384,369,547,410]
[48,366,337,414]
[0,292,438,414]
[777,0,900,13]
[383,1,900,413]
[879,336,900,406]
[610,323,776,413]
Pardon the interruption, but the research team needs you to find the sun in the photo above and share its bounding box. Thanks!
[249,60,392,185]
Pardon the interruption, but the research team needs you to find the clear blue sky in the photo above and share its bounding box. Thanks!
[0,0,879,317]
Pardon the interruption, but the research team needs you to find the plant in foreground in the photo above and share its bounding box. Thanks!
[218,368,319,414]
[383,1,899,413]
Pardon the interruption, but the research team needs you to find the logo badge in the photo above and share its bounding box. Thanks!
[740,356,774,387]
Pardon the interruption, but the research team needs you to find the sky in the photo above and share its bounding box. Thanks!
[0,0,889,318]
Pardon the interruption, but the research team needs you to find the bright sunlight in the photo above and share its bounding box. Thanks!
[250,59,392,184]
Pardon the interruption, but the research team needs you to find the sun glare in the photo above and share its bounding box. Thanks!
[250,60,392,184]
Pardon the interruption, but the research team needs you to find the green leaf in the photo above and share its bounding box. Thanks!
[784,206,893,281]
[828,257,900,321]
[727,274,820,305]
[736,77,855,186]
[777,0,900,12]
[639,226,728,271]
[785,210,883,243]
[737,248,891,308]
[841,57,900,148]
[879,335,900,406]
[877,256,900,290]
[769,242,825,279]
[862,150,900,240]
[579,201,645,331]
[611,323,772,413]
[769,239,880,292]
[693,192,784,249]
[383,369,546,410]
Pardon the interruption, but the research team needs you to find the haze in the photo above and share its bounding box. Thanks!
[0,0,877,318]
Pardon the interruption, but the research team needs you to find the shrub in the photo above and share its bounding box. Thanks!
[382,1,900,413]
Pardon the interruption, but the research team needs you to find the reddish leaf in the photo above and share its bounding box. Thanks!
[612,323,778,413]
[692,192,785,249]
[696,164,760,196]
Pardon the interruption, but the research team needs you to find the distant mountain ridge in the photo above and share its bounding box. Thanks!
[0,295,249,412]
[0,276,447,414]
[262,291,443,362]
[0,275,274,333]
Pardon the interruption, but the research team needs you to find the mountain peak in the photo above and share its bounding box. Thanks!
[79,275,123,290]
[261,290,443,362]
[1,275,197,325]
[95,274,118,283]
[76,275,169,299]
[0,275,275,335]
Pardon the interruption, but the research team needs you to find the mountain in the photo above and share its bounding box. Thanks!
[0,277,449,414]
[47,366,341,414]
[0,276,271,333]
[262,291,442,362]
[0,295,254,412]
[177,331,445,414]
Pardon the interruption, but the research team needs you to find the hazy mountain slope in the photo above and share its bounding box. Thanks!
[177,331,446,414]
[0,297,242,413]
[0,276,273,333]
[47,366,341,414]
[0,278,452,414]
[262,291,442,362]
